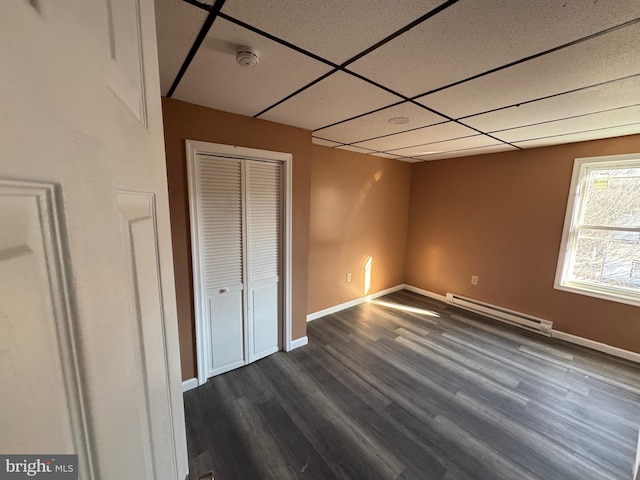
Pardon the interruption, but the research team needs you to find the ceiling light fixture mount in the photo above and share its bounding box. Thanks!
[236,47,259,68]
[388,116,409,125]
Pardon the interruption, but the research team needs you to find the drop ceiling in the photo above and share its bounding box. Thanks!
[154,0,640,162]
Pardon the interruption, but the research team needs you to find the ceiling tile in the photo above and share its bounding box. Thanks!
[463,75,640,132]
[492,105,640,143]
[154,0,208,95]
[172,18,332,117]
[312,137,342,147]
[390,134,500,157]
[336,145,376,154]
[514,123,640,149]
[313,102,447,144]
[349,0,640,97]
[414,144,518,162]
[352,121,477,151]
[259,71,399,130]
[220,0,446,64]
[158,1,640,156]
[417,22,640,118]
[370,152,407,160]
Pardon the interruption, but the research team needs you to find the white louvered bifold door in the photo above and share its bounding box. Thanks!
[246,161,281,362]
[197,155,246,377]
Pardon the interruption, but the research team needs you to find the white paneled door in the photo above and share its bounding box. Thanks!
[0,1,188,479]
[188,144,287,382]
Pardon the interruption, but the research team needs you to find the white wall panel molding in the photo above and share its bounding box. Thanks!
[105,0,148,126]
[0,179,96,478]
[116,191,179,479]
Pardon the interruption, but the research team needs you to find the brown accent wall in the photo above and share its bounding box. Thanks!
[161,98,312,380]
[307,145,412,314]
[405,134,640,353]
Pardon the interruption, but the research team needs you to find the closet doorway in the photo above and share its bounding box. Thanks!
[186,141,292,385]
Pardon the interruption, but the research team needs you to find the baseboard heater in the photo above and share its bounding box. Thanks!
[445,293,553,336]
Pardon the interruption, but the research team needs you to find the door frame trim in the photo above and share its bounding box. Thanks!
[186,140,293,385]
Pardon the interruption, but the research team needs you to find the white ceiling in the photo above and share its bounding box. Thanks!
[154,0,640,162]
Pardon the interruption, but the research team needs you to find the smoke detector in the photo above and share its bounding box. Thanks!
[236,47,259,68]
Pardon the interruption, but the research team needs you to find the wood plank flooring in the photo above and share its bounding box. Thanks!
[184,290,640,480]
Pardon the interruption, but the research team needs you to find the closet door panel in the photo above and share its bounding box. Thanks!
[251,280,279,359]
[208,287,244,375]
[198,156,245,377]
[246,161,281,362]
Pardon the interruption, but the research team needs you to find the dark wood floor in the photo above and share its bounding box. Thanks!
[184,290,640,480]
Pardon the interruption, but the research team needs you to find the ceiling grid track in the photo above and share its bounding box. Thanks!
[409,17,640,99]
[167,0,227,97]
[170,0,640,160]
[314,17,640,134]
[458,73,640,121]
[340,68,522,149]
[249,1,463,119]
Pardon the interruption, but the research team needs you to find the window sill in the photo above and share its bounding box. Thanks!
[554,281,640,308]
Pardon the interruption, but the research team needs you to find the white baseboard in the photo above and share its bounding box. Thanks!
[290,336,308,350]
[306,284,405,322]
[181,378,198,393]
[552,330,640,364]
[403,284,448,303]
[404,285,640,365]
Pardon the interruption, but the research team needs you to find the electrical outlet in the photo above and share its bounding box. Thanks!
[346,273,352,283]
[471,275,479,285]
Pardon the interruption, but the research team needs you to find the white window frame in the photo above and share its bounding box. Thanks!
[555,152,640,307]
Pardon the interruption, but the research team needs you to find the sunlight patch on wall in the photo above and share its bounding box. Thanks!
[363,255,372,295]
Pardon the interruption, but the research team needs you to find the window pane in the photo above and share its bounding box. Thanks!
[571,228,640,290]
[582,168,640,227]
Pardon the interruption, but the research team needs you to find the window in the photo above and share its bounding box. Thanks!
[555,153,640,307]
